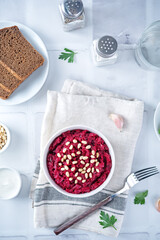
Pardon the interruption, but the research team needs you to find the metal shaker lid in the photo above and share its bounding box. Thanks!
[96,36,118,58]
[62,0,84,19]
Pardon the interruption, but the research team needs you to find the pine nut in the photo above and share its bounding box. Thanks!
[90,160,95,163]
[85,163,89,167]
[80,156,83,160]
[64,165,69,170]
[71,167,75,171]
[71,153,76,157]
[83,156,88,160]
[96,152,99,158]
[77,143,81,149]
[89,173,92,178]
[92,167,94,173]
[61,168,65,171]
[86,145,91,149]
[63,148,67,153]
[73,139,77,143]
[66,159,69,164]
[82,179,86,183]
[67,155,72,159]
[75,180,78,184]
[96,169,100,173]
[77,176,82,180]
[87,168,91,173]
[77,151,81,155]
[91,155,95,158]
[75,172,78,177]
[85,173,88,179]
[63,155,67,160]
[80,160,85,165]
[69,177,73,181]
[81,171,86,174]
[72,161,77,164]
[58,163,62,166]
[82,140,87,145]
[92,150,95,155]
[69,145,73,150]
[96,162,99,166]
[66,172,69,177]
[57,153,61,158]
[66,141,70,146]
[78,168,83,172]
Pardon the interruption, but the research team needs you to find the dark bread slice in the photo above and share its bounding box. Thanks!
[0,26,44,81]
[0,86,12,100]
[0,64,21,92]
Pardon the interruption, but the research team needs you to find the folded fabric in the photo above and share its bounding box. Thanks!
[30,79,144,237]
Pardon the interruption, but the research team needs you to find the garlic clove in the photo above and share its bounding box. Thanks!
[109,113,124,131]
[155,198,160,212]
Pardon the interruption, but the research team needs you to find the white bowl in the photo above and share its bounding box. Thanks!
[0,167,22,200]
[43,125,115,198]
[154,102,160,141]
[0,122,11,154]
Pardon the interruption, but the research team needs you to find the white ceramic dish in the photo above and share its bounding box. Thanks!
[154,102,160,141]
[0,122,11,154]
[43,125,115,198]
[0,167,22,200]
[0,21,49,105]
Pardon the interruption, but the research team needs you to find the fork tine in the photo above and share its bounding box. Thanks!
[135,166,156,175]
[137,171,159,181]
[135,168,158,178]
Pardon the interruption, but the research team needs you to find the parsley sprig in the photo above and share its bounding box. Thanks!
[59,48,77,63]
[134,190,148,205]
[99,211,117,230]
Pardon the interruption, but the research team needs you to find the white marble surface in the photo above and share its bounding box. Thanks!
[0,0,160,239]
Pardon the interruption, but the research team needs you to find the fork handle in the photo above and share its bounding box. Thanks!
[54,183,129,235]
[54,195,113,235]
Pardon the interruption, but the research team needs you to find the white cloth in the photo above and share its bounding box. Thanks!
[30,79,144,237]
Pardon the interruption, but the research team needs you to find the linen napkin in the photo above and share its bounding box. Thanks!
[30,79,144,237]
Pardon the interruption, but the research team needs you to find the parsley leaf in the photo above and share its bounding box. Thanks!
[99,211,117,230]
[59,48,77,63]
[158,128,160,135]
[134,190,148,205]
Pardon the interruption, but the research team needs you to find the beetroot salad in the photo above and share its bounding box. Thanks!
[47,129,112,194]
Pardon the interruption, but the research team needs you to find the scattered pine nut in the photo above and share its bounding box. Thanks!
[86,145,91,149]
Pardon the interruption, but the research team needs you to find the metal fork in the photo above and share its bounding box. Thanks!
[54,166,159,235]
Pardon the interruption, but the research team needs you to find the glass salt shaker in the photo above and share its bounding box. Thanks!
[59,0,85,32]
[91,36,118,67]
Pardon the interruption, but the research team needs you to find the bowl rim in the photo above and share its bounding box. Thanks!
[42,125,115,198]
[0,167,22,200]
[0,122,11,154]
[154,102,160,141]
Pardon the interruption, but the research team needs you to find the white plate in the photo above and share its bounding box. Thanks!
[154,102,160,141]
[0,21,49,105]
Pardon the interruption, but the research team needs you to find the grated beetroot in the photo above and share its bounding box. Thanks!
[47,129,112,194]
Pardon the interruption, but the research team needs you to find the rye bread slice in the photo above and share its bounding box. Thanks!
[0,64,21,92]
[0,86,12,100]
[0,26,44,81]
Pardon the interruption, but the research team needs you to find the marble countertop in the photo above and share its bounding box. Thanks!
[0,1,160,240]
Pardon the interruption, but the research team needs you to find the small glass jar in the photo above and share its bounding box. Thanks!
[91,36,118,67]
[59,0,85,32]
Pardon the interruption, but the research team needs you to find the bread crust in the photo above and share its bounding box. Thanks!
[0,25,45,100]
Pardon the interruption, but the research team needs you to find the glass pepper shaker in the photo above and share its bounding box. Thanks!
[91,36,118,67]
[59,0,85,32]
